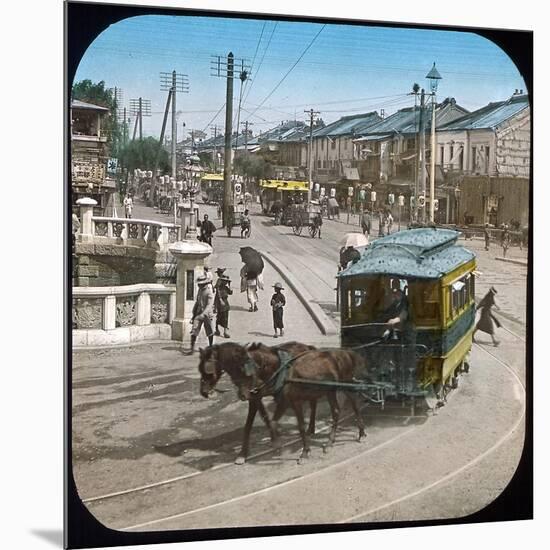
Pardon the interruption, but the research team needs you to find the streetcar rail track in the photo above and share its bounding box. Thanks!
[110,345,525,531]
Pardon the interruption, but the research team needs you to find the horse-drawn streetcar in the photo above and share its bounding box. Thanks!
[198,227,476,463]
[338,227,476,403]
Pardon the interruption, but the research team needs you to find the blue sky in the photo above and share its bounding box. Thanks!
[74,14,526,139]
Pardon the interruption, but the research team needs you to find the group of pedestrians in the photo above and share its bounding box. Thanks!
[187,266,288,353]
[188,267,232,355]
[359,208,393,237]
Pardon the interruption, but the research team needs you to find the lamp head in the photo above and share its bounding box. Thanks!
[426,62,442,94]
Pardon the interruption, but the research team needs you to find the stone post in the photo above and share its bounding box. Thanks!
[169,240,212,344]
[77,197,97,243]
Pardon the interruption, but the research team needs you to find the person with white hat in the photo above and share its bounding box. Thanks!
[187,274,215,354]
[270,282,286,338]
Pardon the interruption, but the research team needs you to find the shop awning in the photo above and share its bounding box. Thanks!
[277,180,309,192]
[201,173,224,181]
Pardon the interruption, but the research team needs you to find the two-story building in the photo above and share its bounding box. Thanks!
[353,98,468,217]
[71,99,116,214]
[436,91,530,226]
[307,112,382,190]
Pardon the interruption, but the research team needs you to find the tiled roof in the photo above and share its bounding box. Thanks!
[313,111,381,138]
[438,94,529,131]
[71,99,110,112]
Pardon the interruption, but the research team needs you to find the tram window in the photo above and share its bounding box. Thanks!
[450,274,472,318]
[410,281,439,323]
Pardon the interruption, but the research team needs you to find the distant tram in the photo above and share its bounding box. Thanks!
[200,173,224,204]
[259,179,309,219]
[338,228,476,402]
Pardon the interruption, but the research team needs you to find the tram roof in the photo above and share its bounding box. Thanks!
[339,227,475,280]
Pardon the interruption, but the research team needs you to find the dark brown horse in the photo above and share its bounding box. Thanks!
[242,344,368,463]
[198,341,316,464]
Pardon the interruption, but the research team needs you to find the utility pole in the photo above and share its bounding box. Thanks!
[129,98,151,141]
[211,125,221,172]
[149,90,173,207]
[161,71,189,181]
[305,108,320,204]
[241,121,253,193]
[224,53,234,228]
[429,94,437,223]
[418,89,426,223]
[211,53,251,227]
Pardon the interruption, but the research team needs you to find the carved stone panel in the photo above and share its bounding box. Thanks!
[95,221,108,236]
[73,298,103,329]
[113,222,124,238]
[150,294,170,324]
[128,223,140,239]
[116,295,137,327]
[168,227,178,243]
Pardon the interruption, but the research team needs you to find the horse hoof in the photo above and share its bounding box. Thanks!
[234,456,246,465]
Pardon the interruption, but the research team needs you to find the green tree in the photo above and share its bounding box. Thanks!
[72,79,122,156]
[118,137,171,174]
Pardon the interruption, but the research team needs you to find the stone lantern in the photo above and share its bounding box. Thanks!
[169,240,212,344]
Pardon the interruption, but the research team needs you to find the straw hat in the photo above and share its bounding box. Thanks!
[273,282,284,290]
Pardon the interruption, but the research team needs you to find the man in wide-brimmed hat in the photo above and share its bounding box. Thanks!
[214,275,232,338]
[187,274,215,354]
[474,286,501,346]
[270,282,286,338]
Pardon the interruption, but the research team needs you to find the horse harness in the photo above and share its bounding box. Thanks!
[245,349,295,396]
[244,340,389,396]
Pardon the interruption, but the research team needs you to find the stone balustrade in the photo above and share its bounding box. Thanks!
[72,283,176,347]
[88,217,182,248]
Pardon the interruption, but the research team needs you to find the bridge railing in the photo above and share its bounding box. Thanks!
[89,217,182,247]
[72,283,176,346]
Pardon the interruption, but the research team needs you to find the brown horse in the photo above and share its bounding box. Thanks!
[198,341,316,464]
[241,344,368,463]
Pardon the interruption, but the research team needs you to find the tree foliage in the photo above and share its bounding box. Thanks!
[72,79,123,155]
[234,155,273,181]
[118,137,171,174]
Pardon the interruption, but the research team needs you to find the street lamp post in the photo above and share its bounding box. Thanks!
[426,62,442,224]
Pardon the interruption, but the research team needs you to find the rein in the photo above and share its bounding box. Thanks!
[246,340,385,396]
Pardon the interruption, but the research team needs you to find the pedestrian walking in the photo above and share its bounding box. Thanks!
[386,211,394,235]
[199,214,216,246]
[240,209,251,238]
[378,210,385,237]
[187,275,215,354]
[270,282,286,338]
[502,225,511,258]
[214,275,232,338]
[473,287,501,346]
[214,267,227,291]
[240,265,264,312]
[360,209,371,236]
[123,194,133,219]
[484,223,491,251]
[313,211,323,238]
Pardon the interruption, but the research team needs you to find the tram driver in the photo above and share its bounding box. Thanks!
[379,278,408,335]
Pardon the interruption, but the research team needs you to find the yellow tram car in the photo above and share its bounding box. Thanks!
[339,228,476,398]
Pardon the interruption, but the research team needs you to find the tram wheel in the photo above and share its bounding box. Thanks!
[463,361,470,373]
